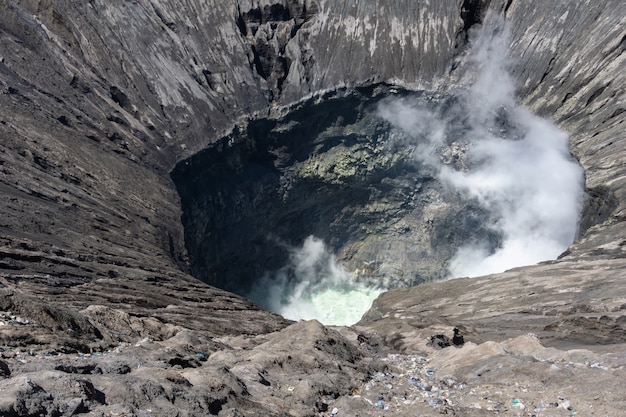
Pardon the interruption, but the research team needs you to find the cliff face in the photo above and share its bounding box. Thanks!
[171,87,508,296]
[0,0,625,415]
[1,0,622,290]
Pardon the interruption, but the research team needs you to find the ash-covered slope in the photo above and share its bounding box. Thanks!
[0,0,625,415]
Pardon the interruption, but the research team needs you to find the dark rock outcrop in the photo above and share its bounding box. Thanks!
[171,87,500,294]
[0,359,10,378]
[236,0,319,100]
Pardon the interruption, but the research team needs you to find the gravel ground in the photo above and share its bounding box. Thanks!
[323,334,626,417]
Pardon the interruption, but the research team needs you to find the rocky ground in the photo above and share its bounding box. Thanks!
[329,335,626,417]
[2,312,625,416]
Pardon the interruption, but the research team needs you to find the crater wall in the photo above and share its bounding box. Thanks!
[0,1,625,415]
[0,0,624,343]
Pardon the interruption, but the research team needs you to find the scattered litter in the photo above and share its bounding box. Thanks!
[135,337,153,347]
[587,361,607,370]
[0,311,30,326]
[356,354,459,411]
[329,407,338,416]
[512,399,525,409]
[330,353,590,416]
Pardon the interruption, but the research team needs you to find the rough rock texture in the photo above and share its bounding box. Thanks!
[355,0,626,363]
[329,334,626,416]
[0,321,377,416]
[171,87,500,294]
[0,0,625,415]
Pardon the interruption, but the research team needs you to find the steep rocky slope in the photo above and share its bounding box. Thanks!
[0,0,624,415]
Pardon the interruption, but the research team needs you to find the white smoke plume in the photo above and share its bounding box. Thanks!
[380,20,584,278]
[250,20,584,324]
[247,236,382,325]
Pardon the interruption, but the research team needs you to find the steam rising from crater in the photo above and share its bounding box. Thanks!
[380,22,584,278]
[246,20,583,325]
[248,236,382,326]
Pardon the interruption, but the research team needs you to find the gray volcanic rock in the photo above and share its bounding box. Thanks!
[0,359,9,378]
[355,1,626,355]
[171,87,501,294]
[0,0,625,416]
[0,320,378,416]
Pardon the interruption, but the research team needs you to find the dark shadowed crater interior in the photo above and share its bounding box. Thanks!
[171,85,502,296]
